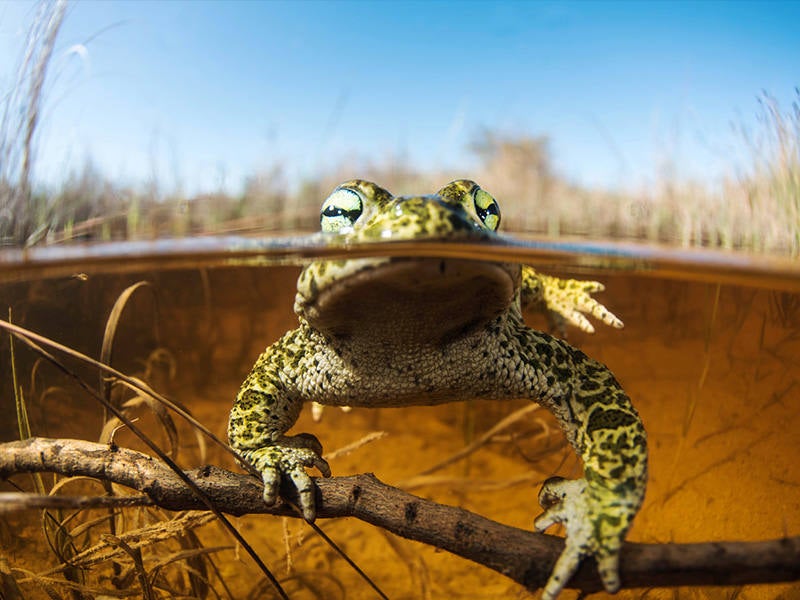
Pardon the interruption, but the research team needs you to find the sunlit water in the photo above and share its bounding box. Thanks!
[1,235,799,599]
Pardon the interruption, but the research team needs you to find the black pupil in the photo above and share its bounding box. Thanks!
[476,201,500,225]
[321,204,361,223]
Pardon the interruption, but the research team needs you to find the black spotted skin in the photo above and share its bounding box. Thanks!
[228,180,646,599]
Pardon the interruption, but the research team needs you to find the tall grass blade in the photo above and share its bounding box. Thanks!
[0,319,290,599]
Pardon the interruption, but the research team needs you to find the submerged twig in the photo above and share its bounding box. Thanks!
[0,321,289,599]
[417,403,541,476]
[0,318,232,463]
[3,437,800,595]
[3,315,388,598]
[324,431,388,461]
[0,492,151,513]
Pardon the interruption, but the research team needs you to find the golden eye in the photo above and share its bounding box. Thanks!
[473,188,501,231]
[320,188,364,233]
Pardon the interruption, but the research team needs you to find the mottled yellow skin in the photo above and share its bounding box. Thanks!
[229,180,647,599]
[521,268,623,334]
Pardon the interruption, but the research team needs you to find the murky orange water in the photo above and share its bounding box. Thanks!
[1,240,799,599]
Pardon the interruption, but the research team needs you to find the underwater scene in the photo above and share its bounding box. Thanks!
[1,238,798,599]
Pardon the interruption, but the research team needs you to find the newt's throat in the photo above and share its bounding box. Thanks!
[301,258,519,346]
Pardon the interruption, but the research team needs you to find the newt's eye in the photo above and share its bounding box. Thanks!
[473,188,501,231]
[320,188,364,233]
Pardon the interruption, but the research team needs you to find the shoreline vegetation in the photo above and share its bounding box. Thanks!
[0,2,798,256]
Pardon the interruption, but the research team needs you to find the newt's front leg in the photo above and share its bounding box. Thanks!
[228,329,330,521]
[521,266,623,334]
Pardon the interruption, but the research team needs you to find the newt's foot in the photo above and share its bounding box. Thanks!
[534,477,629,599]
[242,433,331,521]
[541,276,624,334]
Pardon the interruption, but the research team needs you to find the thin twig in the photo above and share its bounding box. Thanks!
[0,492,152,513]
[1,329,289,599]
[417,403,541,476]
[3,437,800,595]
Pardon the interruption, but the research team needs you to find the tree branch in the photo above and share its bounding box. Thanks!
[1,437,798,594]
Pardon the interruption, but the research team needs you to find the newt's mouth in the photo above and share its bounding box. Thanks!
[297,257,519,344]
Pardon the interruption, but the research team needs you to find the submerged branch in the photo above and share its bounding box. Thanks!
[1,437,799,594]
[0,492,152,513]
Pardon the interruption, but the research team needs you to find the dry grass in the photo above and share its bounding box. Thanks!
[0,277,401,599]
[1,90,795,255]
[0,0,67,245]
[1,4,797,255]
[1,285,244,599]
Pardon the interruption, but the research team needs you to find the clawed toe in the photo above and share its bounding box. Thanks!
[243,436,330,521]
[534,476,586,531]
[597,550,621,593]
[534,477,628,598]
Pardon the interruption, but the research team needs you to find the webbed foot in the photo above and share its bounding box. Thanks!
[534,476,632,599]
[540,275,623,334]
[242,433,331,521]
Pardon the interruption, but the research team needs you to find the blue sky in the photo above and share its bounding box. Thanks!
[0,0,798,195]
